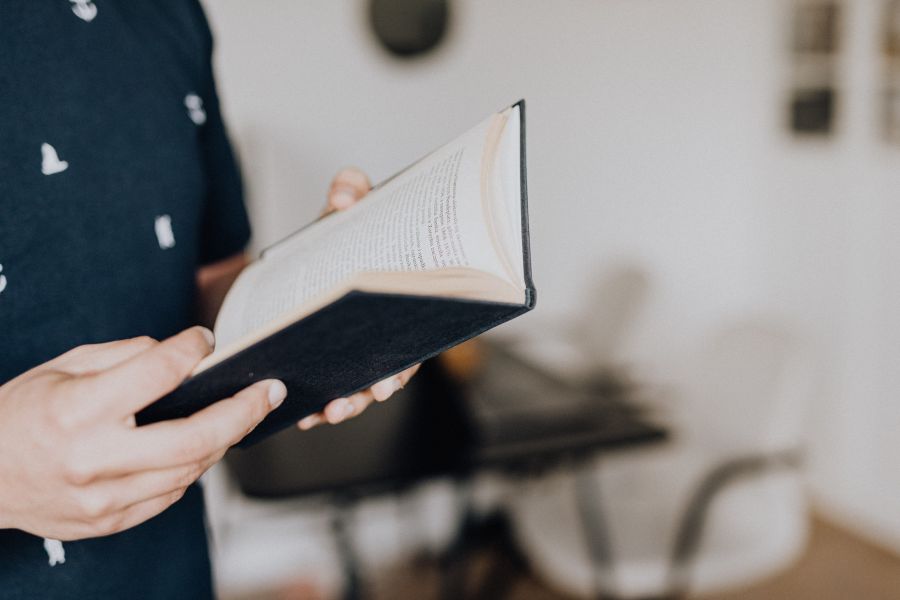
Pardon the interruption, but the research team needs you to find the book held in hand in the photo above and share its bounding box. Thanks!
[137,100,536,444]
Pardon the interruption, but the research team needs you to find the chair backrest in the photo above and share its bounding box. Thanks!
[680,318,813,456]
[571,264,651,369]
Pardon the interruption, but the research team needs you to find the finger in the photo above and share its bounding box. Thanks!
[297,412,325,430]
[322,389,374,425]
[103,454,221,512]
[78,327,215,417]
[330,167,371,197]
[323,397,354,424]
[345,391,375,418]
[371,376,402,402]
[98,487,189,538]
[300,365,418,429]
[371,363,420,402]
[49,336,158,375]
[326,167,371,212]
[398,363,421,387]
[126,379,286,471]
[377,366,419,402]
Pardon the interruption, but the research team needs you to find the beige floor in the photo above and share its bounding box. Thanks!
[385,518,900,600]
[709,518,900,600]
[227,517,900,600]
[495,518,900,600]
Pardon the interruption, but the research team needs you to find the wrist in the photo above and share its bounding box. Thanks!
[0,478,18,530]
[0,503,14,530]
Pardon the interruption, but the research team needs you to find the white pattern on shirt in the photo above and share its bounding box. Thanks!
[184,93,207,125]
[69,0,97,22]
[43,539,66,567]
[41,143,68,176]
[155,215,176,249]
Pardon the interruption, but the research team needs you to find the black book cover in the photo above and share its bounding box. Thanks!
[136,100,535,445]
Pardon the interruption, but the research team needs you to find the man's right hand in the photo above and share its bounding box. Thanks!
[0,327,286,541]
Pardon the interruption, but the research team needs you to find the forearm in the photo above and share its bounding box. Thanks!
[195,252,250,328]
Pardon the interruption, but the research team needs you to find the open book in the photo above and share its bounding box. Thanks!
[137,100,535,444]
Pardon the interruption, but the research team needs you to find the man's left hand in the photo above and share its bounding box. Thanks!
[296,167,421,430]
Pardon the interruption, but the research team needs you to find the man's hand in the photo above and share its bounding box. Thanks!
[297,167,420,430]
[0,327,286,541]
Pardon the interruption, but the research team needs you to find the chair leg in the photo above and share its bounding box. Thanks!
[438,481,528,600]
[573,464,617,600]
[331,499,364,600]
[470,512,528,600]
[663,450,802,596]
[439,481,479,600]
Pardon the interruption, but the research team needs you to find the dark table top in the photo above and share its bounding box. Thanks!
[226,345,666,499]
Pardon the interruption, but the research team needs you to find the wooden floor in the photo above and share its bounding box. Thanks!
[381,517,900,600]
[226,517,900,600]
[709,518,900,600]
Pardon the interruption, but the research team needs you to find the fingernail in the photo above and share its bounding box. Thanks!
[268,380,287,408]
[331,190,356,209]
[377,377,402,401]
[328,398,349,423]
[343,401,356,418]
[198,327,215,348]
[298,415,320,430]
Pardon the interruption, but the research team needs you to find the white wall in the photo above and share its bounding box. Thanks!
[204,0,773,383]
[203,0,900,555]
[757,0,900,553]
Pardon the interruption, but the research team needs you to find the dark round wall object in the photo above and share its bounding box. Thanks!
[369,0,450,58]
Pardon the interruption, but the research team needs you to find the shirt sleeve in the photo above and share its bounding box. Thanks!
[193,4,252,266]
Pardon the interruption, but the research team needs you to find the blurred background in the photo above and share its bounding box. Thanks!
[198,0,900,598]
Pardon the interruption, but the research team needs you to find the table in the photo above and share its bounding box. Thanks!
[225,344,666,599]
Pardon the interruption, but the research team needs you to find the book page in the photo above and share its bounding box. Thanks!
[214,112,517,349]
[482,105,525,288]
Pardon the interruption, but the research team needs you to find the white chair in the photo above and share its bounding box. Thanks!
[498,263,650,385]
[507,318,814,598]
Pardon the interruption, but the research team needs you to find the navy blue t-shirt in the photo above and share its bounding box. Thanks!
[0,1,251,597]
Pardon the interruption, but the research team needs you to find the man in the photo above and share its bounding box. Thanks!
[0,2,415,597]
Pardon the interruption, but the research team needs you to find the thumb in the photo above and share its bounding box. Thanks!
[325,167,371,213]
[77,327,214,419]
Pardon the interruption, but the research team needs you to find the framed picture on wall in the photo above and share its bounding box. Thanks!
[883,1,900,143]
[884,0,900,56]
[791,88,836,134]
[787,1,841,137]
[884,87,900,142]
[792,1,840,54]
